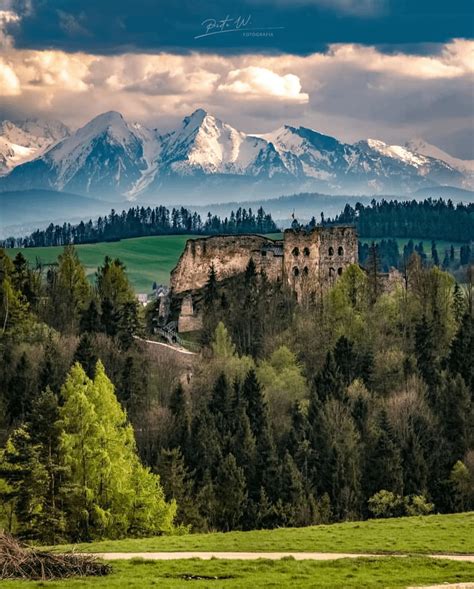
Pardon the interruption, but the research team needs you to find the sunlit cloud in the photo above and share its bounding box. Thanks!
[0,39,472,157]
[217,66,308,102]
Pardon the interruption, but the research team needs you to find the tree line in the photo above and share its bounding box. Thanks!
[322,198,474,242]
[0,243,473,542]
[1,206,278,248]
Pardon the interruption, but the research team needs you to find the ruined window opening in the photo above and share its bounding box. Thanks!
[293,266,300,277]
[329,267,335,277]
[337,267,343,276]
[262,250,267,257]
[292,247,300,257]
[303,266,309,275]
[338,246,344,256]
[328,247,334,256]
[303,247,310,256]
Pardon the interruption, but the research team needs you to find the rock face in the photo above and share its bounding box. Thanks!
[170,226,358,332]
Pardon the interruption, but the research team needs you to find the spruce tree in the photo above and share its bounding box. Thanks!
[364,411,404,498]
[314,351,346,402]
[73,333,98,379]
[168,383,190,451]
[214,453,247,531]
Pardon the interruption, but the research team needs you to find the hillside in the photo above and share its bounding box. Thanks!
[60,512,474,555]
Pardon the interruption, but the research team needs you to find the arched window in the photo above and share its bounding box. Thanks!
[293,266,300,277]
[337,267,343,276]
[338,246,344,256]
[328,246,334,256]
[303,247,310,257]
[303,266,309,275]
[292,247,300,256]
[329,267,335,277]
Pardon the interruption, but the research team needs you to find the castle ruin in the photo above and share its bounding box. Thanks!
[167,226,358,333]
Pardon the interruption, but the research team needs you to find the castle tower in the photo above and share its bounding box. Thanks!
[283,226,358,301]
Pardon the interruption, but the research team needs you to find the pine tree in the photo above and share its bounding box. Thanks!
[366,243,382,305]
[241,369,267,437]
[414,316,440,394]
[73,333,98,379]
[449,312,474,390]
[157,448,202,529]
[333,336,356,386]
[80,300,101,333]
[364,411,404,498]
[168,383,190,451]
[214,453,247,531]
[117,300,140,350]
[314,351,346,402]
[452,284,466,323]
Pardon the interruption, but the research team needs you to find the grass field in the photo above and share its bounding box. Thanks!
[1,557,473,589]
[59,513,474,555]
[8,233,283,293]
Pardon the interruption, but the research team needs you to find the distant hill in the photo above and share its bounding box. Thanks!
[0,189,124,238]
[413,185,474,200]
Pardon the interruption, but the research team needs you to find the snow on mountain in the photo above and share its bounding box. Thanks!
[156,109,286,177]
[0,118,69,175]
[0,110,471,200]
[406,138,474,174]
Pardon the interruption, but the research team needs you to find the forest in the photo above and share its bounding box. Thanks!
[325,198,474,242]
[0,236,473,543]
[1,206,278,248]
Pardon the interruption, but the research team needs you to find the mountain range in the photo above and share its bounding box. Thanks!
[0,109,473,203]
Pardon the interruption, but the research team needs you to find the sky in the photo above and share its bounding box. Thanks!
[0,0,473,158]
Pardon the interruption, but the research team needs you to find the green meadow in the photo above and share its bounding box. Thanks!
[1,557,473,589]
[59,513,473,555]
[8,233,283,293]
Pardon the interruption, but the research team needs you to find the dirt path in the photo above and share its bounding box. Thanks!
[136,336,197,355]
[92,551,474,562]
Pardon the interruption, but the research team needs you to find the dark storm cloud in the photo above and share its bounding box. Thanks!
[9,0,474,55]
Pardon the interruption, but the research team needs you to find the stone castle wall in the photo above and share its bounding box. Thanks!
[170,234,283,294]
[169,226,358,332]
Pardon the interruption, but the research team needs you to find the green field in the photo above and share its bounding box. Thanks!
[8,234,283,293]
[8,235,197,293]
[59,513,473,555]
[1,557,473,589]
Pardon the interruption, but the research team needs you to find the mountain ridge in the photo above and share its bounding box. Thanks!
[0,109,471,202]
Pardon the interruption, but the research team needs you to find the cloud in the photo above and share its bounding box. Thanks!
[0,39,472,157]
[0,60,20,95]
[0,9,20,48]
[217,66,308,102]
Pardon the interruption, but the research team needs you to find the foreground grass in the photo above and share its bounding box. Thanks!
[1,557,473,589]
[9,233,283,292]
[58,513,474,555]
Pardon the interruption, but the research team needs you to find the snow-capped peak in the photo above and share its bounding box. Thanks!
[47,111,134,165]
[405,138,474,173]
[360,138,429,168]
[0,117,69,175]
[1,108,472,198]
